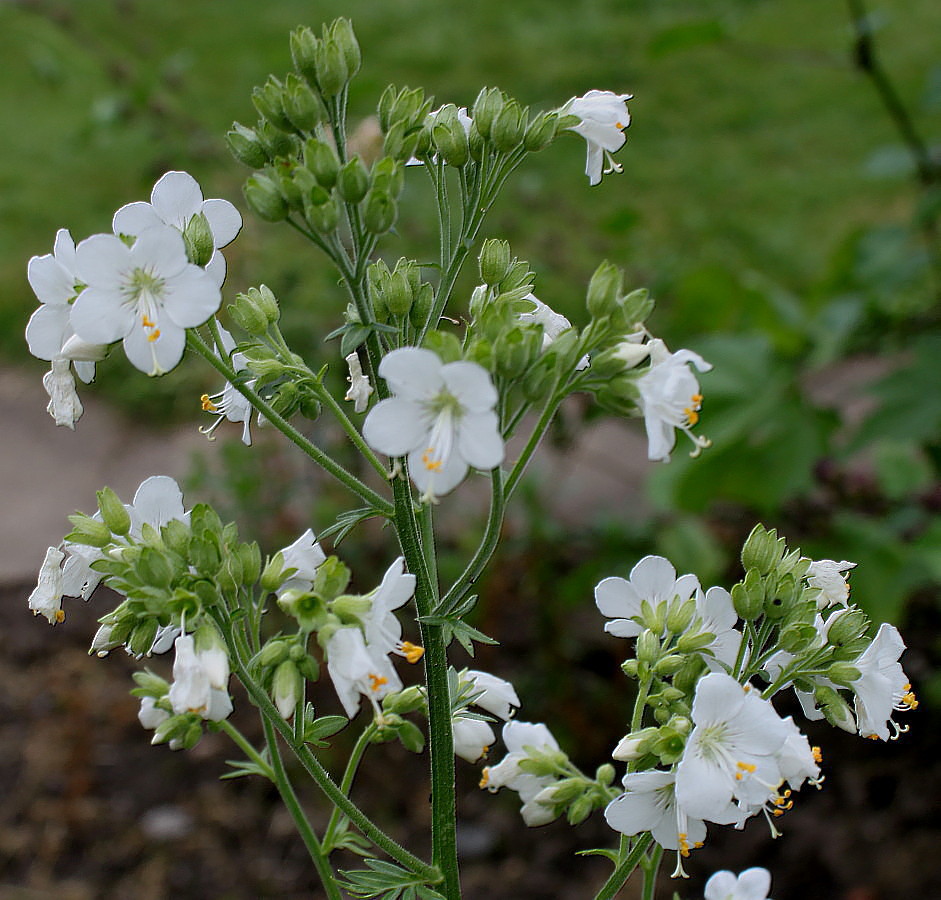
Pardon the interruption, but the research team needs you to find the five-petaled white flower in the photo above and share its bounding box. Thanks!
[850,622,915,741]
[704,867,773,900]
[325,625,404,719]
[806,558,856,609]
[635,338,712,462]
[344,351,373,413]
[113,170,242,287]
[363,347,504,501]
[69,225,221,376]
[562,90,632,186]
[480,721,562,826]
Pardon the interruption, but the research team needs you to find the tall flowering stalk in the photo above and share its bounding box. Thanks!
[23,18,913,900]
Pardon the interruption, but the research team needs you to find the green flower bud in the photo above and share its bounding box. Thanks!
[66,513,113,548]
[384,268,414,317]
[827,662,862,686]
[255,120,296,160]
[243,173,288,222]
[151,713,189,747]
[675,630,715,654]
[479,239,512,286]
[383,120,420,163]
[382,685,426,715]
[432,105,470,167]
[181,212,214,267]
[329,18,361,79]
[523,112,559,152]
[336,157,370,203]
[472,87,504,140]
[741,524,784,576]
[409,282,433,330]
[283,72,326,133]
[567,794,594,826]
[636,628,661,665]
[276,168,304,210]
[260,551,287,594]
[305,197,339,233]
[272,659,302,718]
[331,593,373,626]
[297,652,320,682]
[825,608,870,649]
[665,597,696,635]
[595,763,615,787]
[654,653,686,676]
[468,123,485,162]
[229,292,270,337]
[226,122,268,169]
[132,669,170,697]
[640,598,666,635]
[363,189,397,234]
[586,261,623,318]
[304,138,340,188]
[672,654,706,695]
[128,618,159,657]
[493,327,541,379]
[313,555,352,602]
[290,26,320,87]
[815,684,857,733]
[731,579,763,621]
[258,639,290,668]
[252,77,292,133]
[491,99,526,152]
[313,38,348,98]
[612,726,658,761]
[620,658,639,679]
[96,486,130,536]
[778,622,820,654]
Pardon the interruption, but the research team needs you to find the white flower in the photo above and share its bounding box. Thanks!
[463,669,520,721]
[167,634,232,722]
[518,293,589,370]
[28,547,66,624]
[69,225,221,376]
[850,622,915,740]
[200,326,256,445]
[562,90,632,186]
[113,171,242,287]
[480,721,562,826]
[635,338,712,462]
[325,625,403,719]
[595,554,700,639]
[807,558,856,609]
[675,673,789,824]
[26,229,107,428]
[604,770,707,861]
[138,696,171,731]
[277,528,327,595]
[361,556,420,661]
[704,867,773,900]
[452,717,496,763]
[126,475,189,537]
[694,585,744,671]
[363,347,504,501]
[344,351,373,413]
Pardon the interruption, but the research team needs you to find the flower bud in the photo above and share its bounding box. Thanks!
[432,105,469,167]
[827,662,862,686]
[665,597,696,635]
[523,112,559,152]
[491,99,526,152]
[226,122,268,169]
[290,25,320,87]
[255,120,296,160]
[653,653,686,676]
[620,659,639,679]
[283,73,327,132]
[731,579,763,621]
[815,684,857,733]
[675,630,715,654]
[313,38,348,98]
[611,727,658,761]
[383,684,426,715]
[741,524,784,576]
[313,555,352,602]
[595,763,615,786]
[567,794,594,826]
[304,138,340,188]
[252,77,292,133]
[128,618,159,658]
[181,212,214,267]
[331,594,373,626]
[363,190,397,234]
[66,513,113,548]
[96,486,131,536]
[305,197,339,233]
[329,18,361,79]
[259,638,290,668]
[472,87,504,140]
[243,173,288,222]
[229,292,270,337]
[296,652,320,682]
[778,622,819,654]
[409,282,433,330]
[636,628,661,665]
[671,654,706,695]
[336,157,370,203]
[272,659,302,718]
[260,551,287,594]
[383,119,420,163]
[825,607,870,649]
[384,268,414,317]
[586,261,623,318]
[479,239,512,286]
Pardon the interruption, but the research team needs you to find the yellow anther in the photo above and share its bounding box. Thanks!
[479,768,490,789]
[54,609,65,624]
[736,761,757,773]
[812,746,822,763]
[684,407,700,426]
[368,673,389,692]
[422,448,443,472]
[866,733,879,740]
[902,691,918,710]
[692,393,703,405]
[147,329,161,343]
[400,641,425,664]
[200,394,219,412]
[141,315,156,328]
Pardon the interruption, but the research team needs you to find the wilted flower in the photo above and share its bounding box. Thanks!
[344,351,374,413]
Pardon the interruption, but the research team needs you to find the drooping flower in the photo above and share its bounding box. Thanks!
[325,625,403,719]
[26,229,108,428]
[344,351,373,413]
[463,669,521,721]
[595,554,700,639]
[704,867,773,900]
[635,338,712,462]
[675,673,790,824]
[604,770,708,867]
[452,717,496,764]
[806,558,856,609]
[561,90,632,186]
[518,293,589,370]
[200,326,256,445]
[167,633,232,722]
[360,556,420,662]
[274,528,326,597]
[112,170,242,287]
[27,547,66,624]
[363,347,504,501]
[480,721,563,826]
[69,225,221,376]
[850,622,915,740]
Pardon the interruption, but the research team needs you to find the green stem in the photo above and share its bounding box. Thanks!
[312,374,389,479]
[504,389,564,498]
[188,329,392,516]
[640,844,664,900]
[260,716,342,900]
[323,723,378,851]
[593,833,654,900]
[218,719,274,780]
[391,476,461,899]
[419,504,440,603]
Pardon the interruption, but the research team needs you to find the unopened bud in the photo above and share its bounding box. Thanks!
[491,100,526,152]
[290,26,320,87]
[283,73,327,132]
[636,628,661,665]
[243,173,288,222]
[329,18,361,79]
[272,660,302,719]
[523,112,558,152]
[305,197,339,233]
[363,190,397,234]
[741,524,784,575]
[595,763,615,786]
[128,618,159,657]
[96,486,130,536]
[229,292,269,336]
[182,212,214,267]
[472,87,504,140]
[304,138,340,188]
[336,157,370,203]
[731,579,763,621]
[586,261,623,318]
[612,727,658,761]
[313,39,348,98]
[66,513,113,548]
[479,239,512,286]
[827,662,862,686]
[815,684,857,733]
[252,78,292,133]
[665,597,696,635]
[226,122,268,169]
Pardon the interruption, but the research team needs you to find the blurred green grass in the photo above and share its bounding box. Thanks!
[3,0,938,384]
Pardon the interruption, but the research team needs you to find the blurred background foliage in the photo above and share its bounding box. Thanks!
[5,0,941,704]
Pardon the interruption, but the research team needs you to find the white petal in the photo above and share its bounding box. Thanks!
[630,555,679,604]
[407,445,467,497]
[704,871,738,900]
[123,316,186,375]
[26,304,71,360]
[113,201,163,237]
[131,475,186,532]
[595,576,640,621]
[440,360,498,412]
[27,253,75,306]
[737,867,772,900]
[70,286,136,344]
[378,347,443,400]
[74,233,132,286]
[363,397,428,456]
[129,224,190,279]
[457,411,504,470]
[161,265,222,327]
[204,250,227,287]
[202,198,242,248]
[150,171,203,230]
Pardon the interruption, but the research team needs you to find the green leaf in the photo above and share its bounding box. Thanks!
[302,714,349,745]
[338,860,444,900]
[220,756,274,781]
